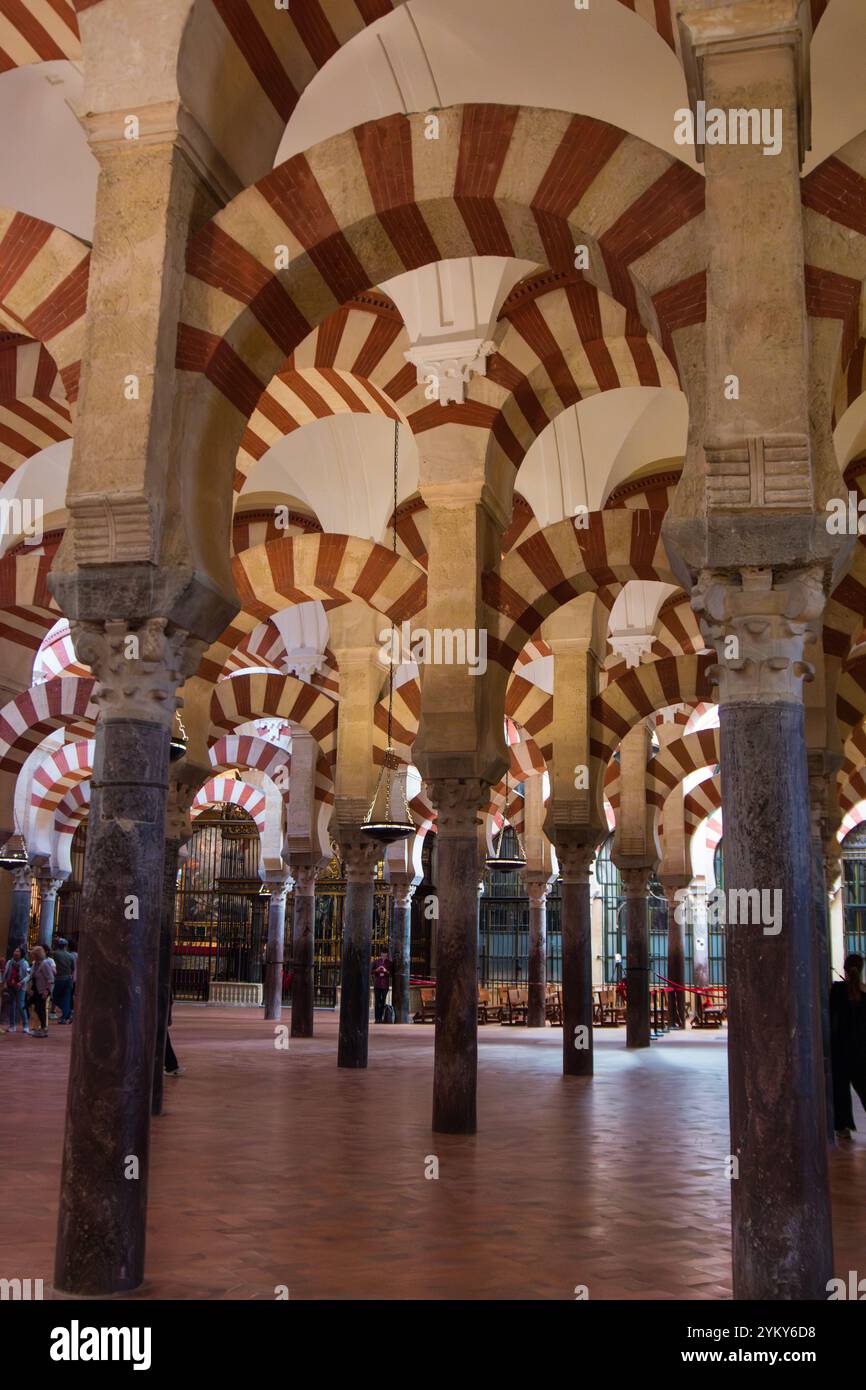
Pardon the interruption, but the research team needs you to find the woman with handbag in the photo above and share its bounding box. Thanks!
[1,948,31,1034]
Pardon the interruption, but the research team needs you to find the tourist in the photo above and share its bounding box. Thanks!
[830,953,866,1139]
[52,937,75,1024]
[28,946,55,1037]
[371,951,392,1023]
[1,948,31,1034]
[164,995,182,1077]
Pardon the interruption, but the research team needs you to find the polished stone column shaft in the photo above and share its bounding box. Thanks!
[430,779,486,1134]
[37,874,63,948]
[55,717,169,1294]
[391,882,414,1024]
[663,886,687,1029]
[557,846,595,1076]
[523,873,549,1029]
[6,864,33,955]
[337,842,378,1069]
[290,866,317,1038]
[263,876,291,1022]
[152,836,180,1118]
[621,868,652,1049]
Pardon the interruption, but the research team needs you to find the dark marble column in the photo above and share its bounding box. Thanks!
[522,872,550,1028]
[429,778,487,1134]
[390,879,415,1024]
[54,618,203,1297]
[151,836,180,1118]
[6,863,33,954]
[36,872,64,948]
[263,874,291,1022]
[290,864,318,1038]
[337,839,379,1068]
[556,844,596,1076]
[662,883,688,1029]
[693,567,833,1300]
[621,867,652,1049]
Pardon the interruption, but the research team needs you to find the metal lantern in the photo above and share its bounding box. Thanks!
[485,769,526,872]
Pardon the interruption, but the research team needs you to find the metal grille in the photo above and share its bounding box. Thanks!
[477,829,562,989]
[173,807,265,1001]
[843,847,866,957]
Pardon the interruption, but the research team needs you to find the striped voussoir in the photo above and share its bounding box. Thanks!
[486,509,676,672]
[838,765,866,817]
[683,773,722,840]
[179,106,706,449]
[486,781,526,841]
[604,725,719,814]
[32,618,89,681]
[0,0,80,74]
[836,655,866,745]
[505,675,553,764]
[193,775,267,832]
[0,211,89,402]
[209,671,337,766]
[481,278,680,476]
[30,736,93,812]
[198,533,426,684]
[0,675,96,835]
[232,507,321,556]
[208,733,291,796]
[220,618,340,698]
[590,652,716,776]
[373,667,419,765]
[604,468,683,512]
[53,779,90,847]
[0,337,72,482]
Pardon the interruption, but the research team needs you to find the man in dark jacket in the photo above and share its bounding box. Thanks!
[52,938,75,1023]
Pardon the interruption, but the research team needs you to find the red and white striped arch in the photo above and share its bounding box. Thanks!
[0,1,80,74]
[32,618,89,682]
[200,534,426,684]
[0,336,72,482]
[208,733,290,797]
[590,652,716,776]
[485,509,678,673]
[192,776,267,833]
[209,672,338,767]
[178,106,706,518]
[0,211,89,402]
[30,736,93,812]
[0,676,96,838]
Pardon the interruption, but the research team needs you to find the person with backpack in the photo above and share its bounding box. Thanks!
[27,946,54,1037]
[2,948,32,1034]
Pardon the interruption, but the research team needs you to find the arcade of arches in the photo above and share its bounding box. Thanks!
[2,0,866,1304]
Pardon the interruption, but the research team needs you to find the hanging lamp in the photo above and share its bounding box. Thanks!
[0,809,29,873]
[360,420,416,846]
[485,767,526,872]
[169,710,188,762]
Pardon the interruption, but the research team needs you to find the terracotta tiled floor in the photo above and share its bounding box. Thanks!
[2,1007,865,1300]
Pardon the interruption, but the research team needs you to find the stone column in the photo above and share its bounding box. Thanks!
[621,866,652,1049]
[289,864,318,1038]
[691,877,710,992]
[661,879,689,1029]
[263,873,292,1022]
[428,778,487,1134]
[151,837,180,1119]
[6,863,33,955]
[36,873,65,948]
[693,566,833,1300]
[337,838,379,1069]
[556,843,596,1076]
[522,871,550,1029]
[808,763,839,1145]
[390,879,415,1024]
[53,618,203,1296]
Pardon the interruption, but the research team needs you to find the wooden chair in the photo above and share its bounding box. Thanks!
[544,985,562,1025]
[477,987,501,1025]
[501,986,528,1025]
[691,990,726,1028]
[414,987,437,1023]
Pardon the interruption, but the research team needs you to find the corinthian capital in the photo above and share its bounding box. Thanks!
[71,617,205,728]
[692,566,824,705]
[428,778,488,838]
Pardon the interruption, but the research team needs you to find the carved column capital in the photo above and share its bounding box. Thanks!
[292,865,319,896]
[428,777,489,837]
[338,838,380,884]
[262,874,293,906]
[9,863,32,893]
[692,565,824,705]
[165,778,200,846]
[555,843,596,885]
[36,873,65,901]
[521,871,552,907]
[620,866,653,900]
[70,617,205,728]
[389,877,417,911]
